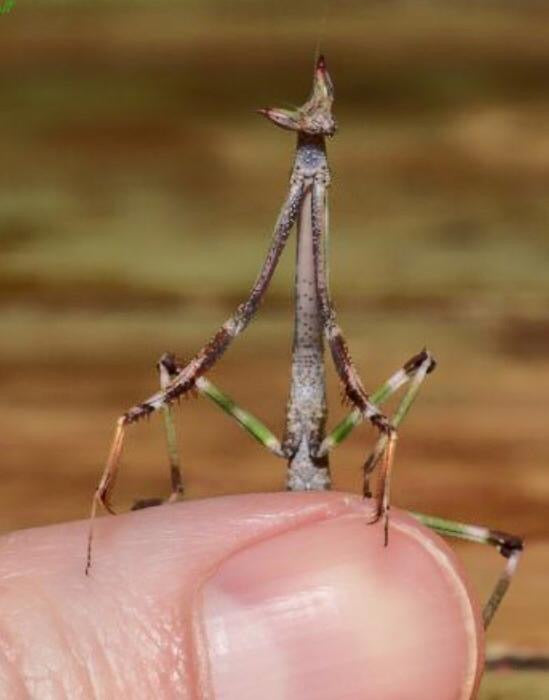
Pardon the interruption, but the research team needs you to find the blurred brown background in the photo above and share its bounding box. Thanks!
[1,1,548,696]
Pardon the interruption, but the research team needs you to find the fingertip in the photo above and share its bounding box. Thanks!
[0,494,483,698]
[202,510,483,700]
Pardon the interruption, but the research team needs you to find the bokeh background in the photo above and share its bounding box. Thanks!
[1,1,548,696]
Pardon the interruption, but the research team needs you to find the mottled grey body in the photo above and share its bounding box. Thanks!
[88,58,524,628]
[284,135,331,490]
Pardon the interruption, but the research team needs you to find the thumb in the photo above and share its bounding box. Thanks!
[0,492,483,699]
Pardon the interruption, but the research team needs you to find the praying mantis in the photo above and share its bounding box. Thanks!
[86,56,522,629]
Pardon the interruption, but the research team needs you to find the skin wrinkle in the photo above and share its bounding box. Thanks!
[134,623,167,695]
[80,575,129,696]
[87,591,131,698]
[3,587,80,699]
[34,591,97,700]
[158,607,189,690]
[137,602,191,697]
[92,590,181,697]
[37,588,96,700]
[0,626,30,700]
[2,567,178,698]
[74,621,110,700]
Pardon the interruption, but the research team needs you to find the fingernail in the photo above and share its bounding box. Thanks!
[201,513,482,700]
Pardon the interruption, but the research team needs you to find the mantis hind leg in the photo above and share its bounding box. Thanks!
[410,511,523,628]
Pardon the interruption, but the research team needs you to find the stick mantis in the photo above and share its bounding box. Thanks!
[87,56,522,629]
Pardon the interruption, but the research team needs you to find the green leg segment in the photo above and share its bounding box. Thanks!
[318,348,435,456]
[132,353,283,511]
[363,351,434,487]
[159,360,185,501]
[195,376,284,456]
[316,349,435,542]
[410,511,523,629]
[161,352,284,459]
[131,354,185,510]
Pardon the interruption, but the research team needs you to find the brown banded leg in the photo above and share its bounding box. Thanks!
[86,177,305,573]
[310,176,394,504]
[122,176,304,425]
[310,177,391,433]
[310,178,437,542]
[132,352,184,511]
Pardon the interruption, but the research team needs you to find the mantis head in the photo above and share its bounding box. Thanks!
[258,55,337,137]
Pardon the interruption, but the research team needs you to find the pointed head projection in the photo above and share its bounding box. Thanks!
[258,55,336,137]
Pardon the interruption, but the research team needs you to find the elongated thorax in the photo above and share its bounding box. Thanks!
[284,135,331,490]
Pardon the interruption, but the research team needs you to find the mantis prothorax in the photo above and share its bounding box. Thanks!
[86,57,522,628]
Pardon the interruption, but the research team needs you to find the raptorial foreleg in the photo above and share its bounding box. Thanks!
[123,177,305,426]
[310,178,437,542]
[310,177,391,434]
[86,177,305,573]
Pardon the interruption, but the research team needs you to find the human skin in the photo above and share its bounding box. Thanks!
[0,492,483,699]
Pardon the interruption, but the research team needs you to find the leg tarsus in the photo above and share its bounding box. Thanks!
[367,428,397,544]
[361,351,434,538]
[85,496,98,576]
[85,416,126,574]
[96,417,126,515]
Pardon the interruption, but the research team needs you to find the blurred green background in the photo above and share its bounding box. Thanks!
[1,1,548,696]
